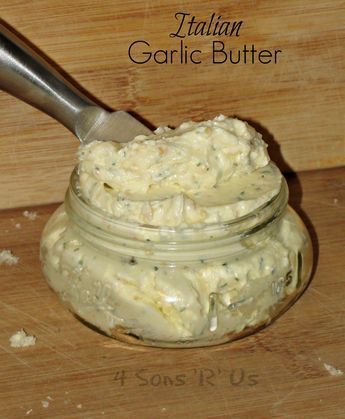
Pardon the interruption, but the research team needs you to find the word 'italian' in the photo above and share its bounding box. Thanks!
[169,12,243,38]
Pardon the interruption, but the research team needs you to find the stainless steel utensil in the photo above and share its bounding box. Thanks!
[0,24,152,143]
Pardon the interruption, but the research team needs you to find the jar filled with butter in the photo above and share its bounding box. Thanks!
[40,115,313,347]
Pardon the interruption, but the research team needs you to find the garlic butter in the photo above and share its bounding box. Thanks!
[40,116,313,347]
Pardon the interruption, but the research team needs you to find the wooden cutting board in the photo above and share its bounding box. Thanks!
[0,167,344,418]
[0,0,344,210]
[0,1,344,417]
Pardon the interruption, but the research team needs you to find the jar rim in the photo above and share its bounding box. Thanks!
[66,166,288,239]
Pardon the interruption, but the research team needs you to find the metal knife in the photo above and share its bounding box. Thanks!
[0,24,152,143]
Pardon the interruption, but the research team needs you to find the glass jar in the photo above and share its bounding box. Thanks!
[40,168,313,348]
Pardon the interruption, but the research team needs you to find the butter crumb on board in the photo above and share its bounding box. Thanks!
[323,363,344,376]
[10,219,22,229]
[9,329,36,348]
[41,400,49,408]
[0,249,19,265]
[23,210,38,221]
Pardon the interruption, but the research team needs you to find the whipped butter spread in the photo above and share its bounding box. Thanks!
[41,116,306,344]
[77,115,281,226]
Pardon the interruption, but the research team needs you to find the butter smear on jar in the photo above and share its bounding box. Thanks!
[41,115,312,347]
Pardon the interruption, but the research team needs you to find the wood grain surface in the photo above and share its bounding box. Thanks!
[0,0,344,210]
[0,167,344,418]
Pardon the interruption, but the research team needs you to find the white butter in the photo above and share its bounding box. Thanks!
[0,250,19,266]
[78,115,281,226]
[9,329,36,348]
[41,116,307,343]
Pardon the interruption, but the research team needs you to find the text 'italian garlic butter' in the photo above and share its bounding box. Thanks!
[40,115,313,347]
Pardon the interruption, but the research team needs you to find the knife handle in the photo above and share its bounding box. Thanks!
[0,24,98,139]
